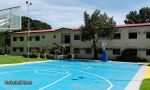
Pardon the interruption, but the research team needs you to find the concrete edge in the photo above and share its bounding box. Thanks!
[125,65,146,90]
[0,60,54,67]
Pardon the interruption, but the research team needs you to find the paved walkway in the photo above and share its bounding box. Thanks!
[125,65,146,90]
[144,66,150,79]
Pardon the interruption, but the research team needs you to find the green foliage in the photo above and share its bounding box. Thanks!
[0,47,5,55]
[50,43,66,55]
[125,7,150,24]
[22,16,52,30]
[140,78,150,90]
[80,9,118,59]
[0,32,5,46]
[23,53,38,58]
[0,32,10,54]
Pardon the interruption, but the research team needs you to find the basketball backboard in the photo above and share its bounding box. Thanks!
[0,6,21,32]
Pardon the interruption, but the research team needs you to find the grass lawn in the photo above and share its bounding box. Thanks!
[0,55,48,65]
[140,78,150,90]
[140,63,150,90]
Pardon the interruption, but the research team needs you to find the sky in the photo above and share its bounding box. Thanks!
[0,0,150,29]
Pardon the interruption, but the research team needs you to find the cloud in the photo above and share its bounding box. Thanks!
[0,0,150,29]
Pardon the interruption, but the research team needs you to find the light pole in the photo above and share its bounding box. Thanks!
[26,1,32,59]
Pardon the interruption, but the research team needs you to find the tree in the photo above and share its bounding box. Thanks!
[80,10,118,59]
[0,16,52,54]
[0,32,5,47]
[124,7,150,24]
[22,16,52,30]
[51,43,65,55]
[124,11,139,24]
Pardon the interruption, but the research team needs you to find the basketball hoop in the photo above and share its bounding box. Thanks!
[98,37,107,50]
[0,6,22,32]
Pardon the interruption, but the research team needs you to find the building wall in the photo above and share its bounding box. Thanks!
[10,26,150,61]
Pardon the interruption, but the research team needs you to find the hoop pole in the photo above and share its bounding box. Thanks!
[99,37,108,62]
[26,1,32,59]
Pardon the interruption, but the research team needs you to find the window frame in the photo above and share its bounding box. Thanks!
[98,48,103,54]
[64,35,70,43]
[13,48,16,52]
[85,48,92,54]
[146,32,150,39]
[13,37,17,41]
[20,37,24,41]
[74,48,80,54]
[74,34,80,40]
[146,49,150,56]
[128,49,137,55]
[113,33,121,39]
[113,49,121,55]
[35,36,40,41]
[128,32,137,39]
[19,47,24,52]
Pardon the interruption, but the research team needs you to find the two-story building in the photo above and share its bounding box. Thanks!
[10,23,150,61]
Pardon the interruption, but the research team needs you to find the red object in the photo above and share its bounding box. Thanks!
[116,23,150,28]
[13,23,150,34]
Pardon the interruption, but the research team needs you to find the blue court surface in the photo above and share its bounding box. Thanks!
[0,60,141,90]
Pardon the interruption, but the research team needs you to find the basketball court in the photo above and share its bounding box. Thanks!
[0,60,142,90]
[0,6,145,90]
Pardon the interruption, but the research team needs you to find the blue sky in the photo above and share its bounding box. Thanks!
[0,0,149,29]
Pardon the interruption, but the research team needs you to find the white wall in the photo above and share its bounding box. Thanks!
[11,26,150,61]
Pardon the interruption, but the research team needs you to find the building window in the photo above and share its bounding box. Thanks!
[113,33,120,39]
[20,37,24,41]
[74,48,80,53]
[129,32,137,39]
[64,35,70,43]
[20,48,24,52]
[128,49,137,55]
[113,49,120,55]
[65,46,70,53]
[146,49,150,55]
[146,32,150,39]
[13,37,17,41]
[35,36,40,41]
[98,48,103,54]
[13,48,16,52]
[74,34,80,40]
[85,48,92,54]
[53,35,56,38]
[42,36,45,39]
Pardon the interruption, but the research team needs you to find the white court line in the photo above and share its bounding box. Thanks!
[39,73,72,90]
[72,70,113,90]
[35,69,69,75]
[63,64,135,73]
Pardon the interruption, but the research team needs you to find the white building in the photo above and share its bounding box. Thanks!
[10,23,150,61]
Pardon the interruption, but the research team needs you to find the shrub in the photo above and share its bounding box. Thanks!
[30,53,38,58]
[0,48,5,55]
[67,54,72,59]
[22,54,28,58]
[46,54,53,59]
[40,53,46,58]
[22,53,38,58]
